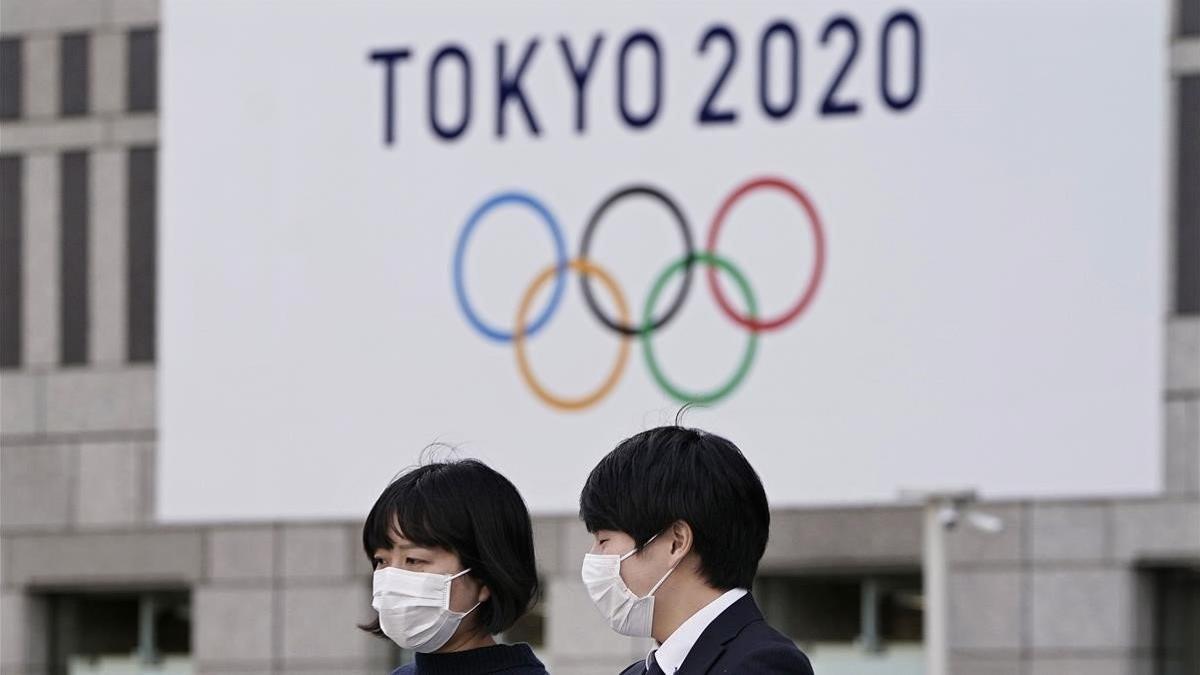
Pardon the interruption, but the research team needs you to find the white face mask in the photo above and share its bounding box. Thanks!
[581,534,679,637]
[372,566,481,653]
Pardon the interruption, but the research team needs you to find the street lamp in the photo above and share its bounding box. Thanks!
[901,489,1004,675]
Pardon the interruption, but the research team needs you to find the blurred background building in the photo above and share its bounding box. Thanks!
[0,1,1197,674]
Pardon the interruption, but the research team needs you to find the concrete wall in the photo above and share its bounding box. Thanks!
[0,522,395,674]
[944,497,1200,675]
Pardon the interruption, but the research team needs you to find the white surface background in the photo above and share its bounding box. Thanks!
[161,0,1167,521]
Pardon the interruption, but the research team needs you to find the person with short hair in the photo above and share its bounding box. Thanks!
[579,426,813,674]
[361,459,548,675]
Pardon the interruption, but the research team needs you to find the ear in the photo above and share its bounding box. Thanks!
[475,582,492,605]
[666,520,694,563]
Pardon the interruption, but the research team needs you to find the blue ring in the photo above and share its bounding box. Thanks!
[453,192,568,343]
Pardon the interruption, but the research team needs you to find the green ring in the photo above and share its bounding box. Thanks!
[640,251,759,404]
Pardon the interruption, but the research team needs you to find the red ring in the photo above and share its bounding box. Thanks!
[704,177,826,332]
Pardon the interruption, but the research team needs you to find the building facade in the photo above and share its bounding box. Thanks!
[1,1,1198,674]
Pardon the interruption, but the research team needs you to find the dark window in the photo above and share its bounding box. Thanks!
[44,590,191,671]
[756,573,923,650]
[1150,567,1200,675]
[1178,76,1200,315]
[127,29,157,112]
[1182,0,1200,37]
[128,147,156,362]
[60,151,88,365]
[1,38,22,120]
[1,155,21,368]
[59,33,89,117]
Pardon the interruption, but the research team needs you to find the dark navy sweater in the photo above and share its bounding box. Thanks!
[389,643,547,675]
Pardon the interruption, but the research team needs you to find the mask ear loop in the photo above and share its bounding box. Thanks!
[646,559,680,597]
[619,533,660,562]
[443,567,482,614]
[624,533,680,598]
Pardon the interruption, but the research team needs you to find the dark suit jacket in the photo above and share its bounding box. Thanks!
[619,595,813,674]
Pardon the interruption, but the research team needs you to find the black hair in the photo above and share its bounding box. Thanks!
[579,425,770,590]
[359,458,539,638]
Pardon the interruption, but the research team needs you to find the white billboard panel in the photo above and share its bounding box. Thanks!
[161,0,1166,520]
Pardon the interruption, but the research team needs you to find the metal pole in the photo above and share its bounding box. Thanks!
[923,500,948,675]
[861,577,881,654]
[138,593,157,668]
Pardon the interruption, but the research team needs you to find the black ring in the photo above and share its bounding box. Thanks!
[578,185,695,337]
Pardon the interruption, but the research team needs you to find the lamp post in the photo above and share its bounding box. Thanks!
[902,489,1004,675]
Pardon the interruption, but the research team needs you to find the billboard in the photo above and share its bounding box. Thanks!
[161,0,1166,520]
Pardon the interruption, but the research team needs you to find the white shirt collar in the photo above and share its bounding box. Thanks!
[646,588,748,674]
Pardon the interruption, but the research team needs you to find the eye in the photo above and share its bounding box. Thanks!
[405,557,426,566]
[372,557,385,569]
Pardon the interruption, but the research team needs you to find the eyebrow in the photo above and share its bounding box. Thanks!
[373,541,430,552]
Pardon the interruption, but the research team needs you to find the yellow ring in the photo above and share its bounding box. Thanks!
[514,259,631,411]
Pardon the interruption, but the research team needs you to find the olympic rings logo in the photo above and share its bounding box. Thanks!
[452,176,826,411]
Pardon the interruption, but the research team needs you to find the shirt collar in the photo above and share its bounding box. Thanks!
[645,588,749,674]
